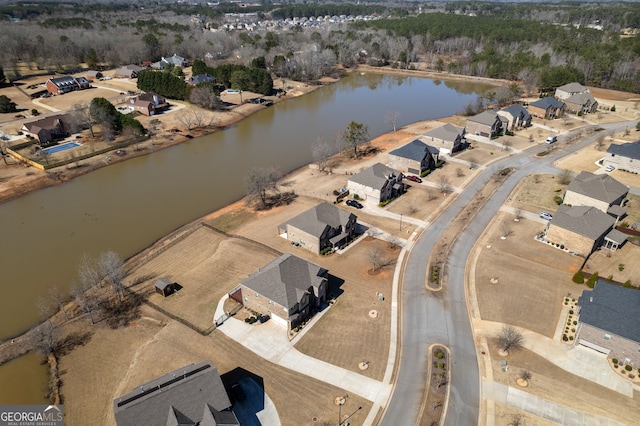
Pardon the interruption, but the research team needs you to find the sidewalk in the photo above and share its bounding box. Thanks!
[483,381,626,426]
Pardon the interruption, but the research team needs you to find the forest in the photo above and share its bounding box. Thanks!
[0,1,638,93]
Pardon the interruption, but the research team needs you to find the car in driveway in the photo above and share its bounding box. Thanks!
[539,211,553,220]
[346,199,363,209]
[605,165,615,172]
[405,175,422,183]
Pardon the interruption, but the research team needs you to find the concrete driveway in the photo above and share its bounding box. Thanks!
[232,377,281,426]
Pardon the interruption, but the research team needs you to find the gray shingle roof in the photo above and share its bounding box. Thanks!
[423,123,464,141]
[389,139,433,161]
[501,104,531,120]
[530,97,565,109]
[114,361,236,426]
[467,110,499,126]
[349,162,399,189]
[578,280,640,344]
[551,205,615,240]
[607,141,640,160]
[557,82,587,93]
[281,202,354,238]
[155,277,173,291]
[565,92,596,106]
[241,253,327,311]
[566,171,628,204]
[604,228,627,244]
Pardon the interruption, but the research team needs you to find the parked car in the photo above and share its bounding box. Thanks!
[539,211,553,220]
[545,135,558,144]
[346,199,363,209]
[231,383,246,402]
[405,175,423,183]
[605,165,615,172]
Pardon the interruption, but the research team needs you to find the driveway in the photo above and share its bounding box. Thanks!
[232,377,281,426]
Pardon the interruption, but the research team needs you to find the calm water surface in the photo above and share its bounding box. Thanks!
[0,72,492,402]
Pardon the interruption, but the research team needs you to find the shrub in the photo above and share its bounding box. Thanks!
[563,334,568,341]
[569,336,573,340]
[434,349,445,359]
[623,280,632,288]
[611,105,616,112]
[586,272,599,288]
[571,328,575,332]
[554,195,563,205]
[573,321,577,325]
[625,365,633,371]
[420,169,431,177]
[613,358,618,364]
[606,275,614,282]
[618,263,625,271]
[569,309,574,314]
[437,362,445,369]
[353,194,361,200]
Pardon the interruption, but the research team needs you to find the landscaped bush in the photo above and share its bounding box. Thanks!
[353,194,361,200]
[607,275,614,282]
[573,321,577,325]
[623,280,632,288]
[586,272,599,288]
[569,336,573,340]
[563,334,568,341]
[434,349,445,359]
[613,358,618,364]
[554,195,563,205]
[625,365,633,371]
[569,309,574,314]
[437,362,445,369]
[430,265,439,282]
[420,169,431,177]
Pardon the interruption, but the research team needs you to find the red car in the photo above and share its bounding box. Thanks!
[405,175,422,183]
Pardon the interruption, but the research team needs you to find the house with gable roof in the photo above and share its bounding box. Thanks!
[563,171,628,221]
[497,104,532,130]
[113,360,239,426]
[604,141,640,174]
[188,73,217,86]
[555,82,589,100]
[465,110,502,139]
[544,205,616,255]
[278,202,357,254]
[114,64,145,79]
[21,114,68,144]
[347,162,404,203]
[387,138,439,175]
[528,97,565,119]
[45,75,90,95]
[576,280,640,367]
[152,54,189,70]
[564,92,598,114]
[422,123,466,155]
[229,253,328,330]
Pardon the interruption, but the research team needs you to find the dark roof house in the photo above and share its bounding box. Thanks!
[497,104,532,129]
[21,114,68,144]
[528,97,565,119]
[466,110,502,138]
[388,138,439,175]
[422,123,466,154]
[347,162,404,203]
[188,74,216,85]
[113,360,238,426]
[604,141,640,174]
[563,171,628,217]
[545,205,615,255]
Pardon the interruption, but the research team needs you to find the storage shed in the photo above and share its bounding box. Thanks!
[155,278,176,297]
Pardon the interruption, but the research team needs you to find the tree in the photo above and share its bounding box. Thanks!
[0,65,5,84]
[438,175,452,194]
[142,33,161,60]
[367,248,394,272]
[47,284,70,320]
[595,135,605,151]
[86,48,98,69]
[70,103,95,137]
[496,324,524,354]
[0,95,17,113]
[342,121,369,158]
[558,169,572,185]
[311,137,331,171]
[98,251,125,301]
[385,111,400,132]
[245,166,282,209]
[501,221,513,238]
[71,283,96,325]
[90,97,120,132]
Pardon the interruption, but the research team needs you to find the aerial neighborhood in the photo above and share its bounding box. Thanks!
[1,2,640,426]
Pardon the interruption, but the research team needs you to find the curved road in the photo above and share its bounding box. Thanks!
[381,120,636,425]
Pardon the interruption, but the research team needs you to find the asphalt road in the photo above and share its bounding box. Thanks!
[381,120,636,426]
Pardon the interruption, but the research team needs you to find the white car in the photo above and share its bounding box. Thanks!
[540,211,553,220]
[605,165,615,172]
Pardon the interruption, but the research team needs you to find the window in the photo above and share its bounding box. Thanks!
[604,334,611,340]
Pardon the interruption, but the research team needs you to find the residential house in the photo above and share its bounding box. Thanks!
[278,202,357,254]
[152,54,189,70]
[563,171,628,221]
[545,205,615,256]
[604,141,640,174]
[422,123,466,155]
[85,70,103,80]
[555,82,589,100]
[188,73,216,85]
[347,162,404,203]
[564,92,598,114]
[114,65,145,79]
[497,104,532,130]
[528,97,565,119]
[45,75,90,95]
[113,360,239,426]
[388,138,439,175]
[465,110,502,139]
[576,280,640,367]
[21,114,68,144]
[229,253,329,330]
[128,92,168,115]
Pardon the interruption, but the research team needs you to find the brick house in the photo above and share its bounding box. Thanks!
[128,93,168,115]
[347,162,404,203]
[21,114,68,144]
[576,280,640,368]
[564,92,598,114]
[528,97,565,119]
[545,205,615,255]
[387,138,439,175]
[421,123,466,155]
[278,202,357,254]
[465,110,503,139]
[45,75,90,95]
[604,141,640,174]
[563,171,628,221]
[229,253,328,330]
[113,360,238,426]
[497,104,532,130]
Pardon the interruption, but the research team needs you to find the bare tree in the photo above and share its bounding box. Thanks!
[520,370,532,382]
[496,325,525,354]
[189,86,223,110]
[438,175,452,194]
[69,103,95,137]
[367,248,395,272]
[468,156,478,170]
[36,296,55,328]
[71,283,96,325]
[311,137,331,171]
[384,110,400,132]
[511,414,523,426]
[99,251,125,301]
[245,166,282,209]
[342,121,369,158]
[514,208,523,221]
[501,221,513,238]
[47,284,70,320]
[558,169,572,185]
[426,188,437,201]
[32,320,57,355]
[455,167,465,177]
[502,139,512,151]
[595,135,605,151]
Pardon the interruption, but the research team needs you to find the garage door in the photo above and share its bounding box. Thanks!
[578,339,611,354]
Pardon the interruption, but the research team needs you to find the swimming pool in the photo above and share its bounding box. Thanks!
[42,141,82,154]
